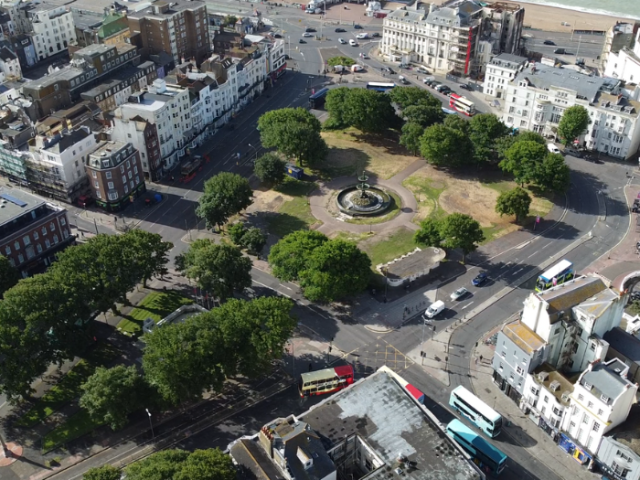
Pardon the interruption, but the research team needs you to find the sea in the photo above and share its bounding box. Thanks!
[516,0,640,21]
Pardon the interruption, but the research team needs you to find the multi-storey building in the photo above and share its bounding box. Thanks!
[523,363,574,432]
[9,33,37,69]
[113,79,191,175]
[85,140,145,211]
[603,327,640,385]
[381,0,524,77]
[602,23,638,79]
[73,10,130,48]
[18,0,77,62]
[0,47,21,82]
[267,38,286,80]
[128,0,210,66]
[562,358,638,454]
[0,187,74,276]
[21,42,139,120]
[482,52,527,100]
[27,126,99,203]
[500,63,640,159]
[109,114,162,182]
[597,408,640,480]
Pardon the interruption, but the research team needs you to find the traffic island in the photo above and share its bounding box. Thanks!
[0,443,23,467]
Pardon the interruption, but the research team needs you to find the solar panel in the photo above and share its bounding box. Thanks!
[0,193,27,207]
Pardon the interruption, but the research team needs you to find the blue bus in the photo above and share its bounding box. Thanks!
[366,82,396,92]
[308,88,329,109]
[446,419,508,476]
[449,386,502,438]
[535,259,574,292]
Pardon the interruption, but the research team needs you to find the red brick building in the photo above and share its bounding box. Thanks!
[0,188,74,276]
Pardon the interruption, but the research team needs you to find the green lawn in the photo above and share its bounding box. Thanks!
[17,344,119,428]
[361,227,419,268]
[116,291,193,336]
[42,409,103,453]
[268,178,320,238]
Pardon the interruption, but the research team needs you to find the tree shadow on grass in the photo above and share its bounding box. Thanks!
[350,130,408,157]
[315,147,371,180]
[267,212,313,239]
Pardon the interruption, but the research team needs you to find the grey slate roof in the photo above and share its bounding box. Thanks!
[489,53,527,69]
[0,187,45,226]
[604,327,640,367]
[581,359,633,405]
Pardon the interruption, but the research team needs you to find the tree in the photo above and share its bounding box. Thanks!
[258,108,327,166]
[414,218,443,248]
[495,187,532,223]
[223,15,237,26]
[324,87,351,130]
[254,153,286,186]
[443,114,469,134]
[400,122,424,155]
[196,172,253,231]
[83,465,121,480]
[468,114,510,164]
[499,140,547,186]
[228,222,248,246]
[403,105,445,128]
[80,365,150,431]
[268,230,328,281]
[176,240,252,301]
[143,316,226,405]
[342,88,401,133]
[299,240,371,302]
[125,449,236,480]
[327,56,355,67]
[123,230,172,287]
[241,227,267,255]
[534,153,571,192]
[420,124,472,167]
[389,86,440,110]
[557,105,589,146]
[496,130,545,161]
[0,255,19,298]
[440,213,485,256]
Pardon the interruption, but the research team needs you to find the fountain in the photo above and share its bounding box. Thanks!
[336,170,392,217]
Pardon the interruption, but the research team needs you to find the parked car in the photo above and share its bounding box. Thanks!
[338,38,346,44]
[417,66,430,74]
[354,24,363,29]
[554,48,566,54]
[305,27,316,32]
[435,84,448,92]
[422,77,435,86]
[302,32,313,37]
[564,147,583,157]
[544,40,555,45]
[547,143,561,154]
[472,272,488,286]
[335,28,346,33]
[360,53,370,59]
[398,75,409,84]
[274,34,282,38]
[459,83,472,90]
[423,300,445,319]
[383,66,396,74]
[450,287,469,301]
[352,64,364,72]
[299,39,307,44]
[372,32,380,37]
[349,39,357,46]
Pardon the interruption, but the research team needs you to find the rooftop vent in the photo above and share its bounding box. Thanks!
[537,372,549,382]
[550,380,561,392]
[561,392,571,402]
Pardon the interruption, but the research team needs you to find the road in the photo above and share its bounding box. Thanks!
[523,30,605,65]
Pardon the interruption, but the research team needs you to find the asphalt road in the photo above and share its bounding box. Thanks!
[523,30,605,65]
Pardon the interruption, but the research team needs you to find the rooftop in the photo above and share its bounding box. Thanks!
[512,64,612,104]
[574,287,621,320]
[87,140,131,169]
[40,127,92,154]
[604,327,640,367]
[383,247,446,280]
[489,53,527,69]
[503,320,546,354]
[595,92,640,118]
[538,276,607,323]
[579,358,634,406]
[300,369,481,480]
[0,188,45,227]
[128,0,206,20]
[532,363,576,405]
[72,9,104,31]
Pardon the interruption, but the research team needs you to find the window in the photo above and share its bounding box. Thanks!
[588,401,594,408]
[530,386,539,395]
[108,182,114,190]
[582,415,589,424]
[598,409,604,416]
[50,222,55,232]
[60,217,66,226]
[593,422,600,432]
[36,244,42,253]
[120,165,125,173]
[590,342,596,351]
[45,239,51,248]
[33,231,39,241]
[499,362,504,371]
[106,171,112,179]
[516,366,524,375]
[95,181,99,189]
[18,253,23,263]
[544,395,549,403]
[42,226,47,235]
[578,394,584,401]
[617,450,633,462]
[4,246,10,255]
[612,463,631,478]
[52,234,58,245]
[23,235,30,246]
[13,241,19,250]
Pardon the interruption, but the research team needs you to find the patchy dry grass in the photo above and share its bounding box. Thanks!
[267,179,321,238]
[320,128,417,180]
[359,227,419,268]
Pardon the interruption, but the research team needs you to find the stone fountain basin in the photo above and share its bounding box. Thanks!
[336,185,392,217]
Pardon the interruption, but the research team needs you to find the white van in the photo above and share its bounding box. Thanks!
[398,75,409,85]
[423,300,445,319]
[356,33,369,39]
[349,39,357,46]
[547,143,561,154]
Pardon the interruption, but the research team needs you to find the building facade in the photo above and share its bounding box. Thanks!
[523,364,574,431]
[597,409,640,480]
[482,52,527,99]
[109,114,162,182]
[19,1,77,61]
[0,187,74,276]
[85,141,145,211]
[602,23,639,80]
[127,0,210,65]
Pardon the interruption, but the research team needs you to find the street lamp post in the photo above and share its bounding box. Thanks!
[146,408,155,439]
[0,431,10,458]
[248,143,258,163]
[288,36,291,58]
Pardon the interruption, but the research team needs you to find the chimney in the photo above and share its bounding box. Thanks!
[296,447,313,470]
[429,3,435,13]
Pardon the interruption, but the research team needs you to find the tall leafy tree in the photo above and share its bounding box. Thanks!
[420,124,472,167]
[342,88,401,133]
[176,240,252,301]
[299,240,371,302]
[443,114,469,134]
[414,218,443,248]
[327,56,355,67]
[254,153,286,186]
[389,86,440,110]
[241,227,267,255]
[268,230,328,281]
[0,255,19,298]
[197,172,253,231]
[324,87,351,130]
[557,105,590,146]
[403,105,445,128]
[83,465,121,480]
[125,449,236,480]
[499,140,547,186]
[125,450,191,480]
[258,108,327,165]
[123,230,173,287]
[495,187,532,223]
[468,113,510,164]
[400,122,424,155]
[534,153,571,193]
[440,213,485,257]
[80,365,150,430]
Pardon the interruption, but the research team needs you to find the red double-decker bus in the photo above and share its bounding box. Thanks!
[298,365,354,397]
[449,93,476,116]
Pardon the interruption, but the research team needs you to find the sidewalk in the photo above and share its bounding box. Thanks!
[472,330,601,480]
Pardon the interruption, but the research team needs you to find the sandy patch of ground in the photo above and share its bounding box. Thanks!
[245,189,293,215]
[321,129,416,180]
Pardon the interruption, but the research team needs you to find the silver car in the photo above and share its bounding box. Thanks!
[450,287,469,301]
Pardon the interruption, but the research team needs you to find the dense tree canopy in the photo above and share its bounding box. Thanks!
[499,140,547,186]
[403,105,445,128]
[196,172,253,231]
[325,88,401,133]
[83,465,121,480]
[324,87,350,130]
[400,122,424,155]
[176,239,252,301]
[258,108,328,166]
[535,153,571,193]
[557,105,590,146]
[414,214,484,256]
[495,187,532,223]
[125,449,236,480]
[468,114,510,164]
[420,124,472,167]
[268,230,329,281]
[0,255,19,298]
[254,153,286,187]
[327,56,355,67]
[389,86,440,110]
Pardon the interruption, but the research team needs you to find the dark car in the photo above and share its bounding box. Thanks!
[372,32,380,37]
[554,48,566,54]
[384,67,396,74]
[459,83,472,90]
[299,39,306,44]
[472,272,488,286]
[305,27,316,32]
[284,54,290,60]
[335,27,346,32]
[354,24,363,29]
[274,33,282,38]
[543,40,555,45]
[564,147,582,157]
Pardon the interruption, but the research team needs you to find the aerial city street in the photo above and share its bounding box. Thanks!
[0,0,639,479]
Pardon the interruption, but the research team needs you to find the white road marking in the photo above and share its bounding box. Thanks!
[461,302,474,310]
